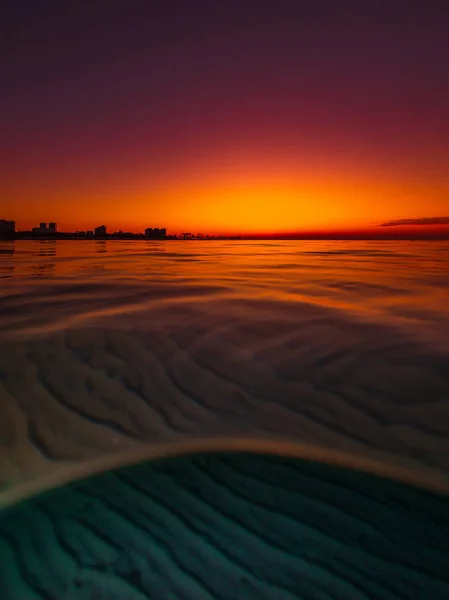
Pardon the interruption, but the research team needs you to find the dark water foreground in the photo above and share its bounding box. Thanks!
[1,450,449,600]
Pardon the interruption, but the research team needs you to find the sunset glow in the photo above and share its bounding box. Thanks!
[1,2,448,237]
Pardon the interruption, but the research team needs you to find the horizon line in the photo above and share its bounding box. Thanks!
[4,231,449,241]
[3,218,449,241]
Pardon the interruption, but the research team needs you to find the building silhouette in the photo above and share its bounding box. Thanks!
[32,222,57,236]
[95,225,107,236]
[0,219,15,235]
[145,227,166,239]
[33,223,49,235]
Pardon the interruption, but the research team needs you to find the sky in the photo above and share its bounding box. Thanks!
[1,0,448,236]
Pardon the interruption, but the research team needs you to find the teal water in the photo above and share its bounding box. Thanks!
[1,451,449,599]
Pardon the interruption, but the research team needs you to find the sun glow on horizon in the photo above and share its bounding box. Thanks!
[4,152,449,235]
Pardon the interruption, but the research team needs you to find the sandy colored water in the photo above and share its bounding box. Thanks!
[1,239,449,598]
[1,239,449,497]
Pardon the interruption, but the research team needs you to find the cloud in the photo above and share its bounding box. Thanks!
[380,217,449,227]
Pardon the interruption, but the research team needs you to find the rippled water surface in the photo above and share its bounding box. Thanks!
[2,239,449,599]
[1,239,449,496]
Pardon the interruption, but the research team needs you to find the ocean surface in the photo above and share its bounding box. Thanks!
[1,239,449,598]
[1,238,449,491]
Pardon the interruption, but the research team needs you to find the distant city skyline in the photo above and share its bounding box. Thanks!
[4,213,449,239]
[0,218,247,240]
[2,215,449,241]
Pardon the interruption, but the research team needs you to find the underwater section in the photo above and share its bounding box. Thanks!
[1,450,449,599]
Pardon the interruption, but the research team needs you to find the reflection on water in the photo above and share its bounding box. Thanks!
[0,239,449,497]
[1,239,448,339]
[0,243,15,279]
[34,240,56,277]
[95,240,107,253]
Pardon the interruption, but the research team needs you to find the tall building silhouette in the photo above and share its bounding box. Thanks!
[33,222,56,235]
[0,219,15,234]
[145,227,166,239]
[95,225,107,236]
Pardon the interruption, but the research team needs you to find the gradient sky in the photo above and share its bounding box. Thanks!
[1,0,448,235]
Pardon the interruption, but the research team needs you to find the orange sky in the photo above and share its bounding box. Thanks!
[4,149,448,235]
[1,2,448,236]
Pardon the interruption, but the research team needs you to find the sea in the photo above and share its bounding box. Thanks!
[1,238,449,488]
[1,239,449,598]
